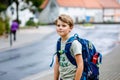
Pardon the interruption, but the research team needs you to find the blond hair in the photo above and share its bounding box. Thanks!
[55,14,74,28]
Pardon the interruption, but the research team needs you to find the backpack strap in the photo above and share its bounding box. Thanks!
[56,38,61,62]
[96,52,102,65]
[50,38,61,67]
[50,52,57,67]
[74,34,90,62]
[65,36,77,66]
[99,53,102,64]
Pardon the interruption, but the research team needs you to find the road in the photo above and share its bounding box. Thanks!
[0,31,58,80]
[0,24,119,80]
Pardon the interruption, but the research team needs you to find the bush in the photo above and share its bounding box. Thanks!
[26,20,36,26]
[37,22,48,25]
[0,19,5,35]
[5,19,10,34]
[0,18,10,36]
[83,23,93,27]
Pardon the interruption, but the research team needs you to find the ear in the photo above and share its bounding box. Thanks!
[70,26,73,30]
[69,26,73,32]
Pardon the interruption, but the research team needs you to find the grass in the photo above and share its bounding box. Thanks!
[83,23,94,27]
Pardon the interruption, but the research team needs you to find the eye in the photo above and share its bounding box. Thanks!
[57,24,60,27]
[62,25,66,27]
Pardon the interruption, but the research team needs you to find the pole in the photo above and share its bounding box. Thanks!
[10,31,12,46]
[15,0,19,23]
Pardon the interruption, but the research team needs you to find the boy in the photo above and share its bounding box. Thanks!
[54,14,83,80]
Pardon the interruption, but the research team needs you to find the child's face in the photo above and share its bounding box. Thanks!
[56,20,72,37]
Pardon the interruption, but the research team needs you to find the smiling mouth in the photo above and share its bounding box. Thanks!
[58,30,63,32]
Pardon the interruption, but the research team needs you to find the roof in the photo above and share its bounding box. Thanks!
[57,0,84,7]
[83,0,102,9]
[98,0,120,8]
[40,0,120,9]
[40,0,49,9]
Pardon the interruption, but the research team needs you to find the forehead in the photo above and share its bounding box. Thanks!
[56,20,68,25]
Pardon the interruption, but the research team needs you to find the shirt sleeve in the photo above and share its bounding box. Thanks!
[71,40,82,56]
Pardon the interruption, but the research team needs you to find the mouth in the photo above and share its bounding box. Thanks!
[58,30,63,32]
[59,30,63,32]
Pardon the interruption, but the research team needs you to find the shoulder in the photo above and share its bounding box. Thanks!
[72,40,82,46]
[71,40,82,50]
[70,40,82,55]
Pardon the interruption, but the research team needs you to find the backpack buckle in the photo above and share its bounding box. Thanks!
[74,33,79,39]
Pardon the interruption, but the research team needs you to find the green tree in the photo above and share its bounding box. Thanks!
[0,0,9,12]
[26,0,44,11]
[0,3,7,12]
[26,0,44,8]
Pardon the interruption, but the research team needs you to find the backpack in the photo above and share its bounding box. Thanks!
[50,33,102,80]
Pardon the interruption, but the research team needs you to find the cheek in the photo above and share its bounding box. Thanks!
[56,27,60,33]
[56,27,59,31]
[63,27,71,33]
[68,28,72,32]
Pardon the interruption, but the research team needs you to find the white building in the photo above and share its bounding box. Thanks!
[39,0,120,23]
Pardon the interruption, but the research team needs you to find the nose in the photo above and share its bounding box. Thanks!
[59,26,62,29]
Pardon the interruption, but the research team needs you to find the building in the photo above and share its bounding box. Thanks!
[39,0,59,24]
[99,0,120,22]
[39,0,120,23]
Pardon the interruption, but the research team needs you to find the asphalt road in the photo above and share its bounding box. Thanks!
[0,31,58,80]
[0,24,119,80]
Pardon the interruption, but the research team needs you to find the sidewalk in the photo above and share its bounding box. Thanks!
[100,44,120,80]
[0,26,55,52]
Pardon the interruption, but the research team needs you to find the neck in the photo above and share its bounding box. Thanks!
[61,34,70,42]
